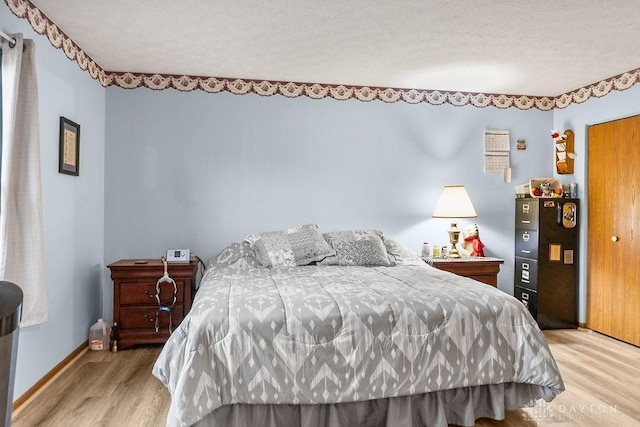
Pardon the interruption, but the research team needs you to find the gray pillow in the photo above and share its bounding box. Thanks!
[245,224,335,267]
[209,241,261,270]
[319,230,396,267]
[384,239,425,266]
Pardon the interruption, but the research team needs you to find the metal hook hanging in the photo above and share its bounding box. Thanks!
[154,257,177,333]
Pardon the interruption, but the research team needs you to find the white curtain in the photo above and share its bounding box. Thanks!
[1,34,47,327]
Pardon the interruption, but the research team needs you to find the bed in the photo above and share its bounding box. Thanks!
[153,225,564,427]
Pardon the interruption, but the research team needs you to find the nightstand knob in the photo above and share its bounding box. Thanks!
[611,235,619,242]
[144,290,157,298]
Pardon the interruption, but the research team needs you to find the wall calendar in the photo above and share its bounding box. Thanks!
[484,130,510,174]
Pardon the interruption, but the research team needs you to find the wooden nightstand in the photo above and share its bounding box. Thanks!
[422,256,504,287]
[107,259,199,350]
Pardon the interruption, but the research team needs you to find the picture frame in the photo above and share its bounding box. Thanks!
[59,116,80,176]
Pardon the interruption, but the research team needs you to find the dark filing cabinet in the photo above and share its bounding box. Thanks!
[514,198,579,329]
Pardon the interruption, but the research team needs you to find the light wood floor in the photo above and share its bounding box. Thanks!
[11,329,640,426]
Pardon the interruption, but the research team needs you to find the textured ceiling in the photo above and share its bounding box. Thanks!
[23,0,640,96]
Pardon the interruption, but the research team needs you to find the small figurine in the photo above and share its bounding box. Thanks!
[551,130,567,142]
[456,224,486,257]
[540,182,552,197]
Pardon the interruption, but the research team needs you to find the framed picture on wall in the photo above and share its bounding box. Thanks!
[59,116,80,176]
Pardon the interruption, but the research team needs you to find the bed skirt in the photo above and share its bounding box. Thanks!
[192,382,555,427]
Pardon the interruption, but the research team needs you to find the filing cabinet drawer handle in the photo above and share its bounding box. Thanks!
[520,291,529,308]
[521,220,530,224]
[521,249,531,254]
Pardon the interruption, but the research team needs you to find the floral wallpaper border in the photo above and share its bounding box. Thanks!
[6,0,640,111]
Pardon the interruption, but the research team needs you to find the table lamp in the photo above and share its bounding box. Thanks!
[432,185,477,258]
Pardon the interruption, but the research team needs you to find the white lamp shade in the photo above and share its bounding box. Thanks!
[432,185,478,218]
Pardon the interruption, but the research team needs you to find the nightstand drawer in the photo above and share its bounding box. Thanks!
[119,305,185,330]
[119,281,185,305]
[423,257,504,287]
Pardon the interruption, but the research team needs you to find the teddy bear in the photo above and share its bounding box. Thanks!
[456,224,486,257]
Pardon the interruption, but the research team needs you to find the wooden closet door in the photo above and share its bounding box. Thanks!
[587,115,640,346]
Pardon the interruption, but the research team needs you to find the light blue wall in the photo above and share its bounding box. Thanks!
[1,6,106,398]
[104,86,553,317]
[553,84,640,323]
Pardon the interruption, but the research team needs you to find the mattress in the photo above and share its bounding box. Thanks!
[153,255,563,427]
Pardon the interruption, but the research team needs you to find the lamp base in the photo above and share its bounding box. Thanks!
[448,246,461,258]
[447,222,461,258]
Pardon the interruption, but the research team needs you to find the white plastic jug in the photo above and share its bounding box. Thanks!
[89,318,111,351]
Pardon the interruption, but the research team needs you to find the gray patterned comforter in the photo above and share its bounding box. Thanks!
[153,262,564,427]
